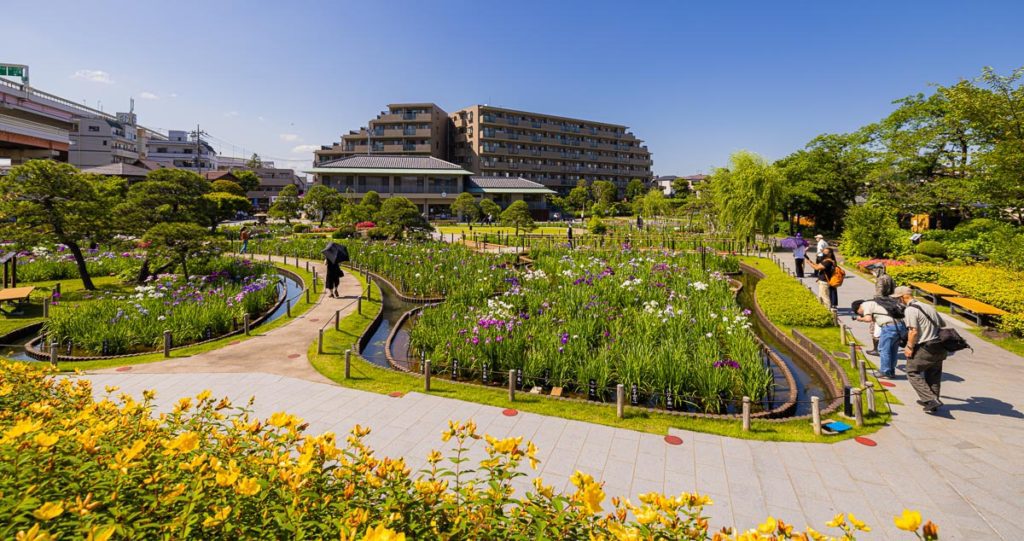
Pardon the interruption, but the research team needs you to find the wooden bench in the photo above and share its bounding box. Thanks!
[910,282,961,304]
[944,296,1008,326]
[0,286,35,315]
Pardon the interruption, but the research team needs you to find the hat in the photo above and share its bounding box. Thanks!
[814,234,823,239]
[892,286,913,297]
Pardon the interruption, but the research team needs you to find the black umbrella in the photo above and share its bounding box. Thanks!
[321,242,349,265]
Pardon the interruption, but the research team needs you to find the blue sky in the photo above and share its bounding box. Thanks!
[3,0,1021,177]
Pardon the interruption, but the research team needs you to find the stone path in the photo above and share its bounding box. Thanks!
[91,255,363,384]
[78,255,1024,540]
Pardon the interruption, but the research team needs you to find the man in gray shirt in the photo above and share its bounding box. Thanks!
[894,286,949,413]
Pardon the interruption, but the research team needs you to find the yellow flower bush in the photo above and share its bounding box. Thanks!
[0,361,939,539]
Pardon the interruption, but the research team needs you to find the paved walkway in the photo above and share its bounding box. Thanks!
[78,256,1024,540]
[91,255,363,383]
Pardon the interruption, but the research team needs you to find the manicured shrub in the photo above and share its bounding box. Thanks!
[0,361,928,540]
[755,270,835,327]
[915,240,947,259]
[588,217,607,235]
[332,226,357,239]
[366,227,390,240]
[292,223,311,234]
[840,205,910,258]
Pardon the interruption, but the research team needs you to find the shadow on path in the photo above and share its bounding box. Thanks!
[941,395,1024,419]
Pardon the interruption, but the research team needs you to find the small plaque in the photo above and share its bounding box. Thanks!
[550,386,563,397]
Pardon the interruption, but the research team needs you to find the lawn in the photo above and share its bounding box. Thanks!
[309,269,891,443]
[0,260,318,371]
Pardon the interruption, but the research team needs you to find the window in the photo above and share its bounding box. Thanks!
[157,147,168,154]
[88,125,100,132]
[102,140,107,146]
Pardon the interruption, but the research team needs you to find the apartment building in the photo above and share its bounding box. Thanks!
[314,103,449,163]
[145,130,217,172]
[450,105,652,194]
[68,110,142,168]
[216,156,304,210]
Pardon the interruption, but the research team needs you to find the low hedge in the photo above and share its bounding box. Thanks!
[755,270,835,327]
[0,361,940,540]
[887,263,1024,334]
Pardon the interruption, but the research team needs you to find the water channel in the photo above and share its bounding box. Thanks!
[360,270,832,416]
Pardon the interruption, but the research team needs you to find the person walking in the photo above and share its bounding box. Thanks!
[894,286,949,413]
[852,299,901,379]
[567,225,574,249]
[792,233,808,278]
[809,247,840,309]
[812,234,827,278]
[325,258,342,298]
[239,226,250,254]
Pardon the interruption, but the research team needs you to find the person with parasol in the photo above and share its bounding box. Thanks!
[321,242,349,298]
[779,232,809,278]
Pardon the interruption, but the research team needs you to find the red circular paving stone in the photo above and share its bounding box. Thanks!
[388,391,404,398]
[855,436,877,447]
[502,408,518,416]
[287,354,300,359]
[879,381,896,388]
[229,341,240,346]
[309,318,319,322]
[115,366,132,372]
[664,435,683,446]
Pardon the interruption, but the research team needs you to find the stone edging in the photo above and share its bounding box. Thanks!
[341,265,445,304]
[24,266,302,362]
[0,322,45,346]
[739,262,847,420]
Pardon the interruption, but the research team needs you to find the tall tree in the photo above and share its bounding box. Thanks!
[710,151,785,240]
[625,179,646,201]
[566,182,591,215]
[269,184,301,224]
[591,180,617,205]
[636,188,668,218]
[499,200,536,235]
[232,170,260,193]
[302,185,343,226]
[451,192,481,223]
[479,198,502,223]
[245,153,263,169]
[142,222,210,278]
[0,161,118,290]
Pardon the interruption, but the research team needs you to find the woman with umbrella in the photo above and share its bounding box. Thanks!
[321,242,349,298]
[779,233,809,278]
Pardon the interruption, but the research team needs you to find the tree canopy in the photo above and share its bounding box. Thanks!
[499,200,536,234]
[451,192,481,223]
[268,184,301,224]
[710,151,785,239]
[303,185,343,226]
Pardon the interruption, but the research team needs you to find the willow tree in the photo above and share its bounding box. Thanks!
[710,151,785,240]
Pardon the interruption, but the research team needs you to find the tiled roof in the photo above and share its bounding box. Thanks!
[468,176,549,190]
[316,155,463,170]
[203,170,239,181]
[81,163,152,177]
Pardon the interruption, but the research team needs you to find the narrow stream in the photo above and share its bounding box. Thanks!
[360,276,418,368]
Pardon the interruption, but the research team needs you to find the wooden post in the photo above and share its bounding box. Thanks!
[163,330,172,357]
[286,299,292,317]
[424,360,431,392]
[849,343,857,368]
[357,296,362,315]
[335,309,341,331]
[305,260,310,272]
[43,298,49,318]
[243,314,250,335]
[852,388,864,427]
[616,384,625,419]
[811,396,822,436]
[840,324,847,346]
[858,360,868,388]
[344,349,351,379]
[318,328,324,354]
[49,341,58,367]
[508,370,516,402]
[305,289,310,304]
[866,383,876,414]
[742,396,751,432]
[312,274,317,294]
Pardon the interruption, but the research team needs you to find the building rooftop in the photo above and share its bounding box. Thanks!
[467,176,557,194]
[81,163,152,178]
[313,155,467,171]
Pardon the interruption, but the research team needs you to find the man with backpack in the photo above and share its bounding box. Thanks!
[894,286,950,413]
[852,297,905,380]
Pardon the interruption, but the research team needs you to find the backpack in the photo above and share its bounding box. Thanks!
[828,265,846,287]
[907,304,972,354]
[872,296,906,318]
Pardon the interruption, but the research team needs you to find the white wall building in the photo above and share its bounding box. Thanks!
[145,129,217,172]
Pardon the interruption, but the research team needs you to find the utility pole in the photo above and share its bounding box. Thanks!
[190,124,208,174]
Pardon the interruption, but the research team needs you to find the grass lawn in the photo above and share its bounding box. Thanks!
[309,270,890,443]
[1,261,318,371]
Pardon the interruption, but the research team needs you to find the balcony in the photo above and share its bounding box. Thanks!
[378,112,432,123]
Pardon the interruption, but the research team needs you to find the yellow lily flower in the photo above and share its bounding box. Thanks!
[893,509,922,532]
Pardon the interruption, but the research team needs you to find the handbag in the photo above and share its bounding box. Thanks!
[907,304,972,354]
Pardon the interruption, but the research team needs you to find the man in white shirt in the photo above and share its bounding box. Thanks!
[813,234,827,278]
[895,286,949,413]
[852,298,901,379]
